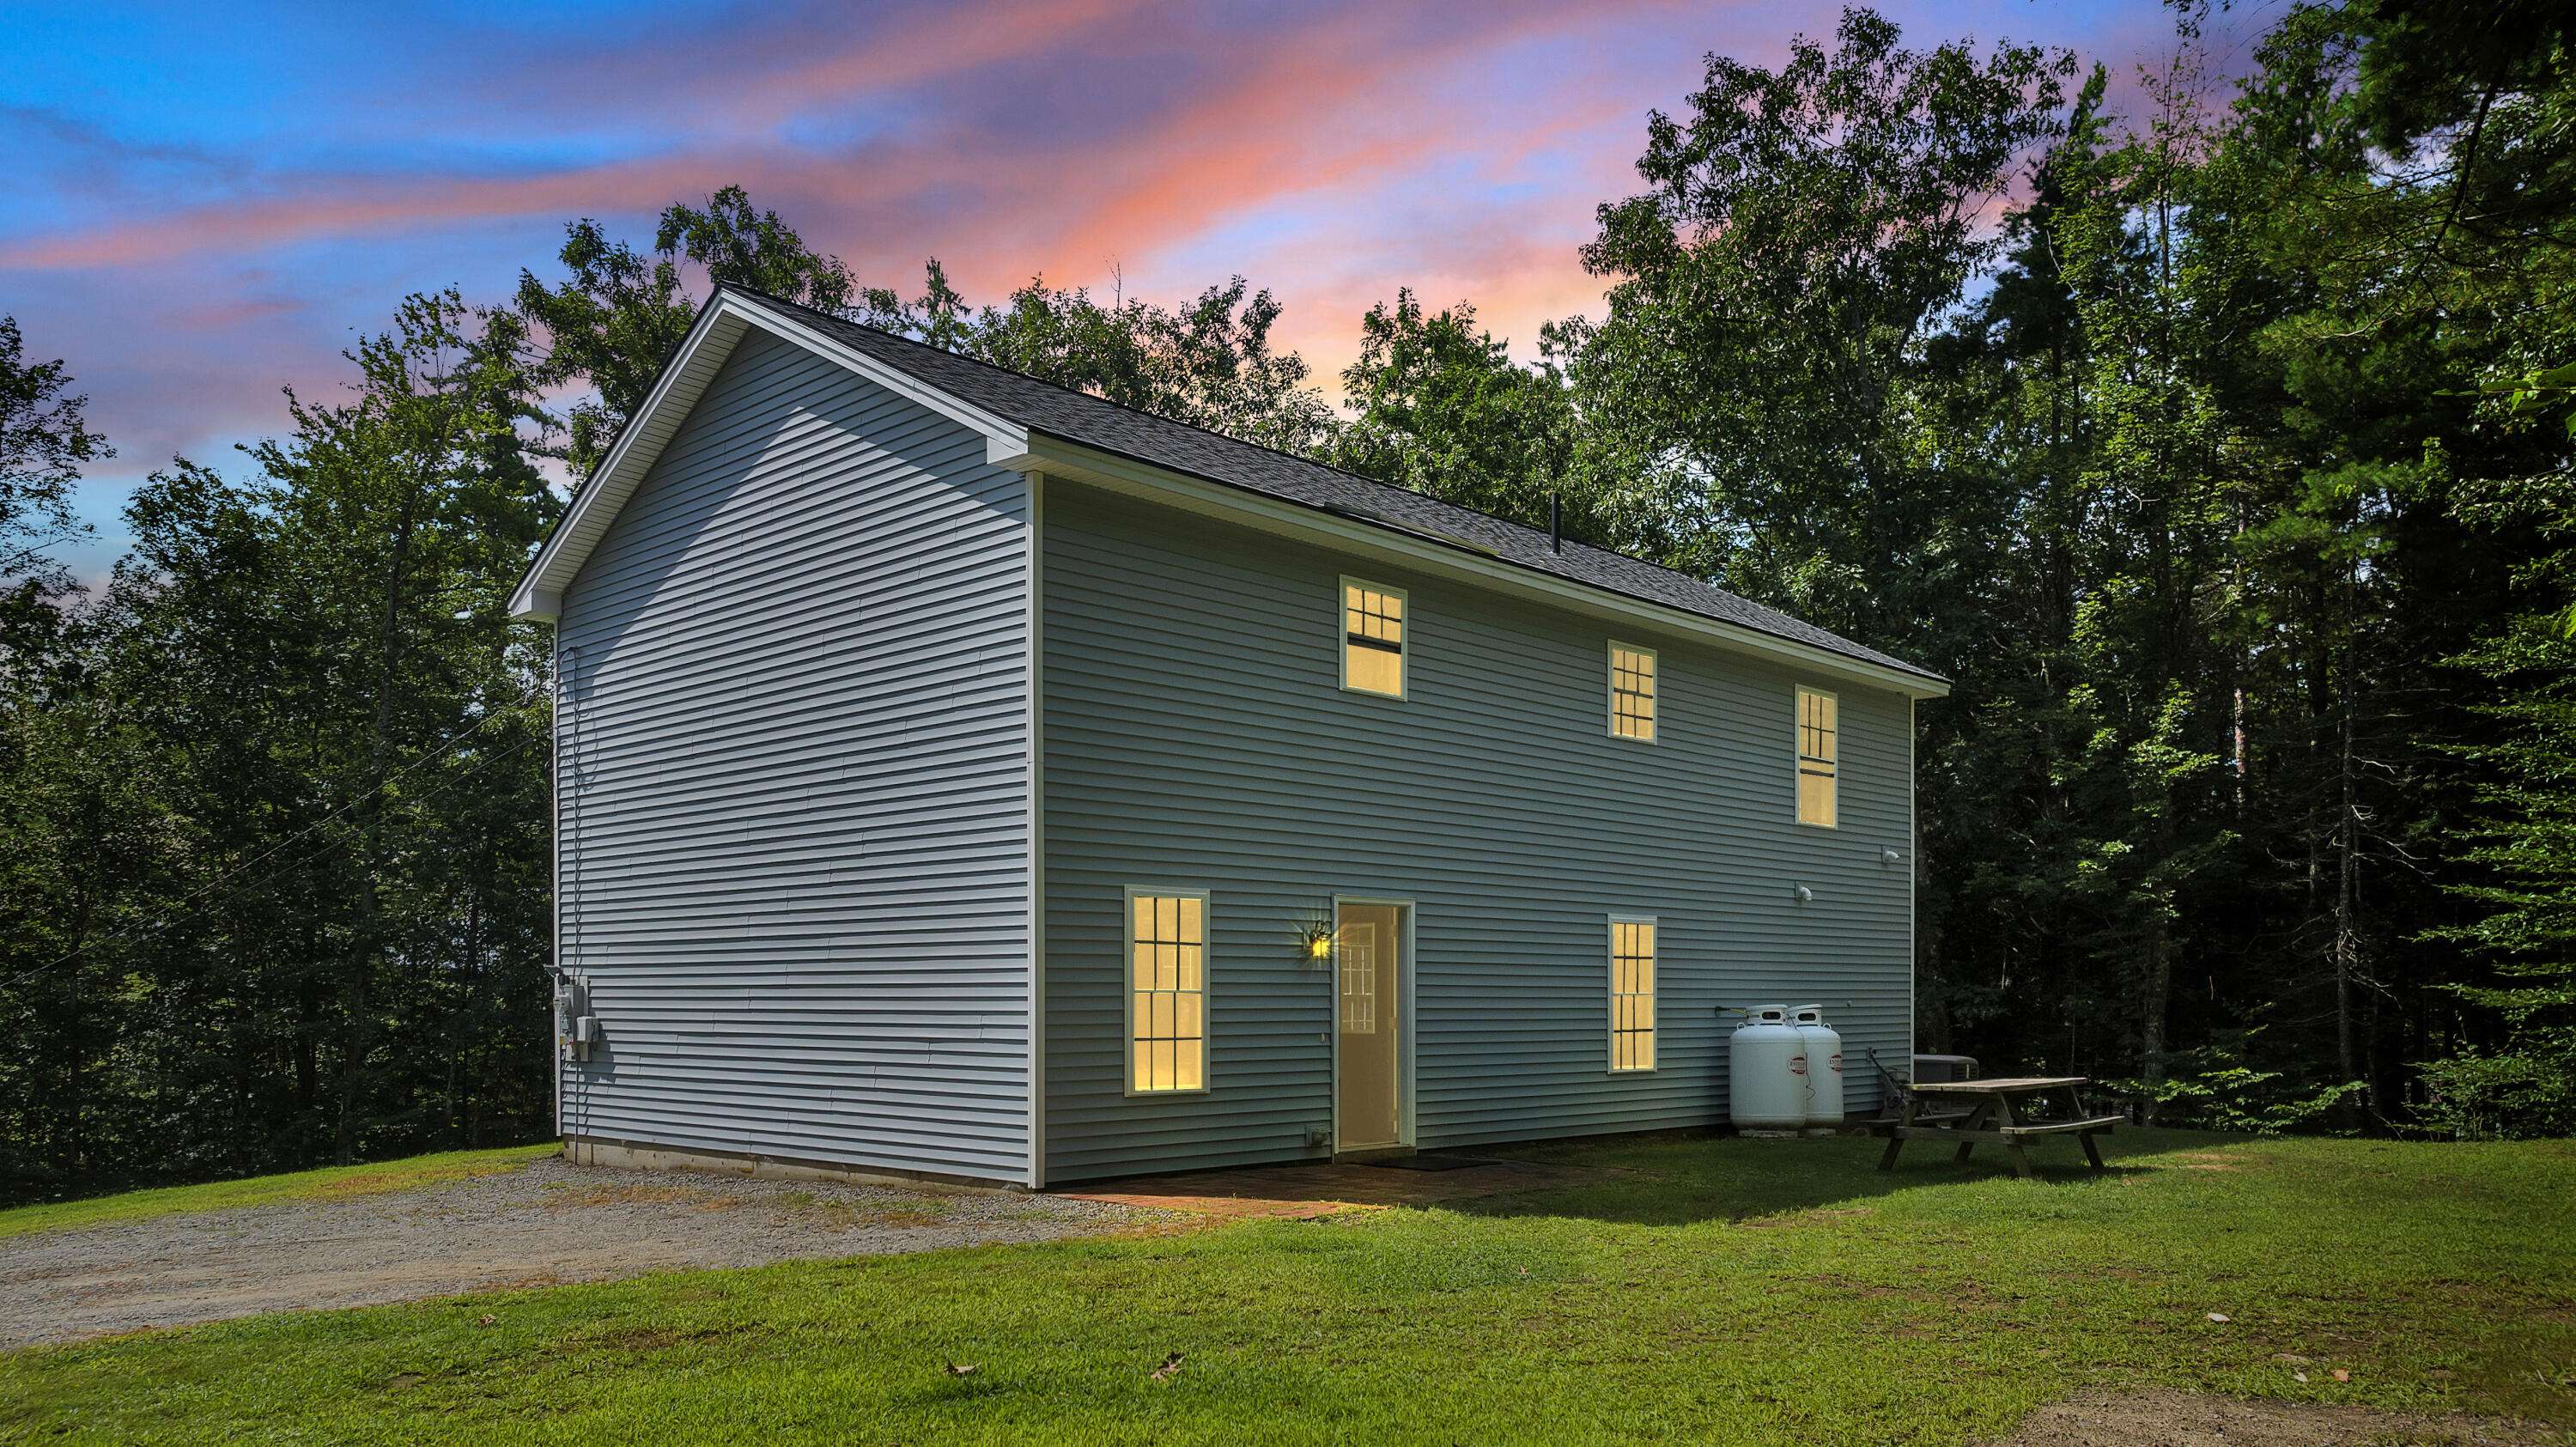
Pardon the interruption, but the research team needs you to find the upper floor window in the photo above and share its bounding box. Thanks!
[1341,579,1406,698]
[1609,643,1657,742]
[1797,687,1838,828]
[1128,890,1206,1093]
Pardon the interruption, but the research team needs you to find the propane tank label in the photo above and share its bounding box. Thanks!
[1826,1053,1843,1073]
[1789,1054,1807,1074]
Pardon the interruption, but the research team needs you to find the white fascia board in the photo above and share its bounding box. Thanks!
[997,431,1951,701]
[507,302,743,621]
[508,291,1029,622]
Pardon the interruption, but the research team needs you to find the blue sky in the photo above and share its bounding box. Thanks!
[2,0,2235,588]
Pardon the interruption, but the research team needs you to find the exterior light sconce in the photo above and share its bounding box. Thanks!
[1293,909,1336,967]
[1795,884,1814,905]
[1882,847,1904,866]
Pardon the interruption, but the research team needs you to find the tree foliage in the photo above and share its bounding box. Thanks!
[2,295,556,1197]
[514,185,856,477]
[0,315,112,596]
[1321,291,1581,533]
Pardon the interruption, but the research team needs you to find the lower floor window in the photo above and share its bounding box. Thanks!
[1609,916,1656,1072]
[1129,891,1206,1091]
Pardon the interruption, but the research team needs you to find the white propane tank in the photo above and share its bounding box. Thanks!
[1792,1004,1844,1127]
[1729,1005,1810,1131]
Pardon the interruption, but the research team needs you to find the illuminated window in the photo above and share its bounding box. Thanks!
[1609,917,1656,1072]
[1609,643,1657,742]
[1797,687,1838,828]
[1340,578,1406,697]
[1127,890,1206,1093]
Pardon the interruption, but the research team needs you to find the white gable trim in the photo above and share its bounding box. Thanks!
[991,431,1952,700]
[507,290,1028,620]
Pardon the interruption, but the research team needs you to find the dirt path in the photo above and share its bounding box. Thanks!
[0,1157,1157,1348]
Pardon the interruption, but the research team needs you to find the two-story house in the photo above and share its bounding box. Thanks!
[508,285,1949,1189]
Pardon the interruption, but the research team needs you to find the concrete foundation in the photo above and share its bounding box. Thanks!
[560,1135,1021,1195]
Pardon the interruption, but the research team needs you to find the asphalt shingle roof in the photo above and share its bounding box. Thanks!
[732,286,1943,685]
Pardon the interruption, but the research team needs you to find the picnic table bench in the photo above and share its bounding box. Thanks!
[1874,1076,2117,1179]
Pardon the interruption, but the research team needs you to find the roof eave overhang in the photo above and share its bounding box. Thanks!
[992,430,1952,701]
[507,289,1029,622]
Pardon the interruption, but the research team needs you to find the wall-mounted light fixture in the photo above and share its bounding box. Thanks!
[1795,884,1814,904]
[1292,908,1336,966]
[1882,847,1904,866]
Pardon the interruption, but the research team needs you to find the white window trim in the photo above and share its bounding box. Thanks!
[1607,912,1659,1074]
[1796,684,1839,830]
[1338,575,1409,701]
[1607,640,1658,744]
[1121,884,1212,1097]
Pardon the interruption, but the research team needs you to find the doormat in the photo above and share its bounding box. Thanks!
[1372,1154,1496,1172]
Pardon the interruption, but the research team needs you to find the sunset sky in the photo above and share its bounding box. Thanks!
[4,0,2233,585]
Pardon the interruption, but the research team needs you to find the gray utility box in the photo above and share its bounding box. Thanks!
[1913,1054,1979,1083]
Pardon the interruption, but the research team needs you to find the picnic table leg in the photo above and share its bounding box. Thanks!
[1996,1093,2034,1180]
[1878,1094,1917,1171]
[1952,1099,1991,1164]
[2064,1085,2105,1170]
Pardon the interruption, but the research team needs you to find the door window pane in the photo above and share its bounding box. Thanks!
[1339,921,1379,1034]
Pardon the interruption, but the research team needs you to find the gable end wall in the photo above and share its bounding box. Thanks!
[554,328,1033,1183]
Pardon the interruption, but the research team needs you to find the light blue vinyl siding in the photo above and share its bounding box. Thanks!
[1041,483,1912,1182]
[554,328,1033,1183]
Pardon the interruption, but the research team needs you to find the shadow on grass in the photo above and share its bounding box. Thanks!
[1449,1128,2171,1227]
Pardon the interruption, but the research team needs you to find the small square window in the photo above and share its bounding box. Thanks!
[1609,643,1657,742]
[1340,578,1406,698]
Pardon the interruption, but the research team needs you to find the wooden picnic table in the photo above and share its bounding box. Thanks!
[1874,1076,2118,1179]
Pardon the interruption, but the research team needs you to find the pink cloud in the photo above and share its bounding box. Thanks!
[733,0,1161,125]
[2,0,1680,281]
[0,152,756,271]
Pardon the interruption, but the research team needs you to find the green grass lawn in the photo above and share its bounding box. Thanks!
[3,1130,2572,1444]
[0,1144,555,1240]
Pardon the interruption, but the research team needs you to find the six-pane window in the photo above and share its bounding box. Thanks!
[1609,643,1657,741]
[1341,580,1406,697]
[1129,891,1206,1092]
[1609,918,1657,1071]
[1797,687,1838,828]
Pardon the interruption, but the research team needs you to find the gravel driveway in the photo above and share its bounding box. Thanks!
[0,1157,1157,1348]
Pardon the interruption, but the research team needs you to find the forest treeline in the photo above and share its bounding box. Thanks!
[4,0,2573,1201]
